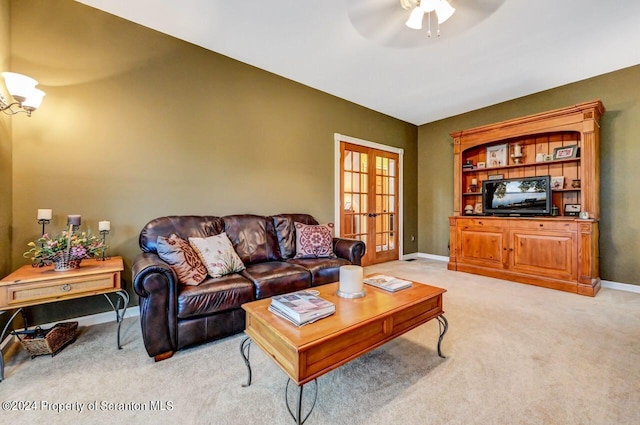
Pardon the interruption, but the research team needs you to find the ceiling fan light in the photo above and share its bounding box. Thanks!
[419,0,438,13]
[405,7,424,30]
[435,0,455,24]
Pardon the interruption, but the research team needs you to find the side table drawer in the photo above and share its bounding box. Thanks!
[1,272,120,308]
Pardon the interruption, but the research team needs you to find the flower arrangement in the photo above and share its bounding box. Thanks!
[24,229,106,270]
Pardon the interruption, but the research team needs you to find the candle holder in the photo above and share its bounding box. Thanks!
[99,229,110,261]
[37,218,50,237]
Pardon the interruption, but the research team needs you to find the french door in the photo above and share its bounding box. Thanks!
[340,142,399,265]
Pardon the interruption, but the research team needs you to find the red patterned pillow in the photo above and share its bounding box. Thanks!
[157,234,208,285]
[294,222,336,259]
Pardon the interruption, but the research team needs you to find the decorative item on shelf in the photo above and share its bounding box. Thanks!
[510,143,524,164]
[336,265,365,299]
[488,174,503,180]
[462,159,474,170]
[468,178,478,193]
[551,205,559,216]
[551,176,564,190]
[579,211,589,219]
[474,203,483,215]
[98,220,111,261]
[477,161,485,169]
[464,205,474,215]
[486,144,507,167]
[543,154,553,161]
[552,145,580,160]
[571,179,581,188]
[24,224,106,271]
[535,153,546,163]
[564,204,581,216]
[37,208,52,237]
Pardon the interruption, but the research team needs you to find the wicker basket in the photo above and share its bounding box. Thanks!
[13,322,78,358]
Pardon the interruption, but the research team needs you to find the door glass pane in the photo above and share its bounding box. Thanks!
[389,159,396,177]
[343,171,352,192]
[344,151,352,171]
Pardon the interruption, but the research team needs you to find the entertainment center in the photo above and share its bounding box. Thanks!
[448,101,604,296]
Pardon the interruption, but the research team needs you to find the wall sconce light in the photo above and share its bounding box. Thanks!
[0,72,46,117]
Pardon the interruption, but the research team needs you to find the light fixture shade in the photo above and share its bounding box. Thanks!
[419,0,439,13]
[435,0,456,24]
[21,88,46,111]
[1,72,38,103]
[405,7,424,30]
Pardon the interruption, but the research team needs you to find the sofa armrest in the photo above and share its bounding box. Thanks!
[333,237,366,266]
[132,252,179,359]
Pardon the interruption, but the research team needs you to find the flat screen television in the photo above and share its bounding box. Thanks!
[482,175,551,216]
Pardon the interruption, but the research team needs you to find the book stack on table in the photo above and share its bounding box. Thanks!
[268,290,336,327]
[363,274,412,292]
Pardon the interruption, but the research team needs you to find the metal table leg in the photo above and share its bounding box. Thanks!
[103,289,129,349]
[285,379,317,425]
[0,308,24,382]
[240,336,252,387]
[436,314,449,358]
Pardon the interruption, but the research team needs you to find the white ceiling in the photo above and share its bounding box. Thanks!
[76,0,640,125]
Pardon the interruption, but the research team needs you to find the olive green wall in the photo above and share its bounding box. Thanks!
[418,65,640,286]
[7,0,417,323]
[0,0,11,279]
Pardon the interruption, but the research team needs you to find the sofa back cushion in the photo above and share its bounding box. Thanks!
[271,214,319,259]
[222,214,281,265]
[139,216,224,254]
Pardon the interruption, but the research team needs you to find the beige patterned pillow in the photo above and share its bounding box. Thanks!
[156,234,208,285]
[294,222,336,259]
[189,232,246,278]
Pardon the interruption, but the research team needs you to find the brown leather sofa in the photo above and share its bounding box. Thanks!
[132,213,366,361]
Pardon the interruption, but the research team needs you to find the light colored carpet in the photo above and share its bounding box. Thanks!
[2,259,639,425]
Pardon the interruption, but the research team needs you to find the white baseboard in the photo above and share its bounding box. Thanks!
[1,307,139,354]
[404,252,640,294]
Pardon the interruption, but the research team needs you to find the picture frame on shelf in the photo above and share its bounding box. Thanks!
[553,145,579,160]
[551,176,564,190]
[488,174,503,180]
[474,203,483,215]
[564,204,581,216]
[477,161,486,169]
[486,144,507,167]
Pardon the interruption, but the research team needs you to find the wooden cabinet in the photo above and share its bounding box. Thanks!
[448,101,603,296]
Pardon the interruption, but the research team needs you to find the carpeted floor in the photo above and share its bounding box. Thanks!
[2,259,639,425]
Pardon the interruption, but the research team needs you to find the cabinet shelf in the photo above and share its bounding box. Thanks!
[462,157,580,173]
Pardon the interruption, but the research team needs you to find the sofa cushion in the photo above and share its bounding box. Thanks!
[294,222,336,259]
[140,216,224,254]
[223,215,281,265]
[177,273,255,319]
[287,257,351,286]
[156,234,208,285]
[272,214,319,259]
[242,262,311,299]
[189,233,246,278]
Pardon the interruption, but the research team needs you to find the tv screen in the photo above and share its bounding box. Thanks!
[482,175,551,216]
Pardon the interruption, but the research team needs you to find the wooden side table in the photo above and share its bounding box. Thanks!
[0,256,128,382]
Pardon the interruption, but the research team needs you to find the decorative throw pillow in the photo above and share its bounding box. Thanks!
[294,222,336,259]
[188,232,246,278]
[156,234,208,286]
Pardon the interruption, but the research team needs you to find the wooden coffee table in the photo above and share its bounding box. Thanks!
[240,280,448,424]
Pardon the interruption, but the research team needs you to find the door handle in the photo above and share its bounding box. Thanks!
[368,213,378,218]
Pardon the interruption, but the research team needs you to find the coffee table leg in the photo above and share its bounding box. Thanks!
[103,289,130,349]
[285,378,317,424]
[436,314,449,358]
[240,337,252,387]
[0,308,25,382]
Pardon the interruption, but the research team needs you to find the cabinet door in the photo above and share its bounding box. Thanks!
[509,230,576,281]
[456,220,508,269]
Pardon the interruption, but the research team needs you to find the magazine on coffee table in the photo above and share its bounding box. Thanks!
[269,290,336,326]
[363,274,412,292]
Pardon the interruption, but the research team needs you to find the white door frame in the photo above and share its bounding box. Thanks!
[334,133,404,260]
